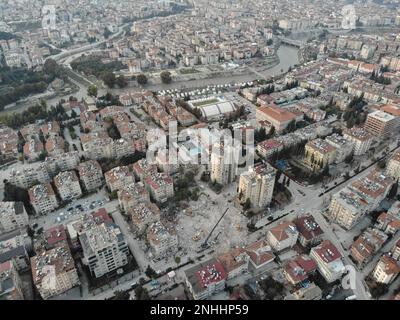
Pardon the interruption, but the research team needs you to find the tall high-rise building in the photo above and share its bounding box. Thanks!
[80,222,130,278]
[238,163,276,209]
[364,110,399,138]
[210,140,241,186]
[329,170,393,230]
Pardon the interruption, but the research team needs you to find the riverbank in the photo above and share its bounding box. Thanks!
[112,45,299,94]
[0,45,299,116]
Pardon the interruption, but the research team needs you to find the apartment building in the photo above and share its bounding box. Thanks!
[325,134,354,163]
[283,255,317,286]
[285,282,322,300]
[305,138,337,170]
[372,254,400,284]
[81,131,113,160]
[144,172,174,203]
[237,163,276,209]
[80,222,130,278]
[184,258,227,300]
[77,160,104,192]
[256,139,284,159]
[156,149,179,175]
[105,166,135,192]
[343,127,373,156]
[128,201,160,234]
[8,165,50,189]
[0,260,24,300]
[146,221,178,257]
[376,210,400,235]
[0,234,29,271]
[310,240,345,283]
[19,123,40,141]
[53,171,82,202]
[364,110,399,138]
[45,136,65,156]
[131,159,158,181]
[217,248,249,280]
[40,121,61,138]
[267,221,299,252]
[23,138,44,163]
[329,170,393,230]
[112,138,137,160]
[392,240,400,260]
[65,209,113,250]
[293,215,324,247]
[45,151,80,176]
[245,240,275,271]
[118,182,150,212]
[210,141,240,185]
[0,126,18,164]
[386,150,400,181]
[31,244,80,300]
[28,183,58,215]
[0,202,29,234]
[350,228,388,267]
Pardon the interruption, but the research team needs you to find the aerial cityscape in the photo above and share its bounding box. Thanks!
[1,0,400,304]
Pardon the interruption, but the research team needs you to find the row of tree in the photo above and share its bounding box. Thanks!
[0,100,69,129]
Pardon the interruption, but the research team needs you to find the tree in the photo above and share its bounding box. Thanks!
[346,116,355,128]
[43,58,58,75]
[267,126,276,138]
[260,276,285,300]
[322,164,330,176]
[286,178,290,187]
[103,27,112,39]
[102,72,116,88]
[27,226,35,238]
[378,159,386,169]
[116,75,127,88]
[145,265,157,278]
[174,256,181,264]
[255,127,267,142]
[70,109,77,118]
[388,181,398,199]
[275,170,282,183]
[87,84,98,98]
[243,198,251,210]
[134,285,150,300]
[160,71,172,84]
[107,123,121,140]
[137,74,148,86]
[113,290,129,300]
[344,153,354,164]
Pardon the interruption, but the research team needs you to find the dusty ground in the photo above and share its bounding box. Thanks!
[176,183,249,256]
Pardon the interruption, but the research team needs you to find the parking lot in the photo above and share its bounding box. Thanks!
[32,188,110,230]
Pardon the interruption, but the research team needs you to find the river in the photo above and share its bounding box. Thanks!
[112,45,300,93]
[0,45,299,115]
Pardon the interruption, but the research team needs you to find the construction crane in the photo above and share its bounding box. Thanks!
[201,207,229,249]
